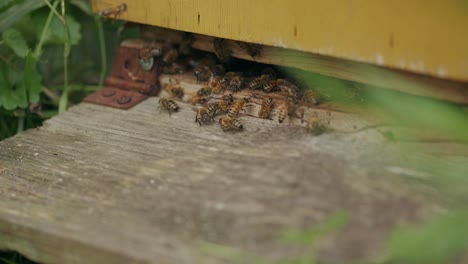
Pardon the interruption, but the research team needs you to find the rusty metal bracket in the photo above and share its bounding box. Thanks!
[84,45,160,109]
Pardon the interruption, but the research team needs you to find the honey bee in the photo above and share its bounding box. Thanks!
[219,116,243,131]
[194,107,214,126]
[196,86,212,96]
[210,64,226,76]
[248,74,272,90]
[220,94,234,104]
[210,76,226,94]
[206,95,233,117]
[227,74,243,92]
[213,38,232,64]
[138,46,163,71]
[163,49,179,64]
[277,79,300,99]
[220,72,236,88]
[237,41,262,58]
[158,97,179,115]
[277,101,289,123]
[190,95,207,105]
[263,79,278,93]
[98,4,127,19]
[163,79,184,99]
[194,65,211,82]
[301,90,321,106]
[227,97,249,118]
[258,97,274,119]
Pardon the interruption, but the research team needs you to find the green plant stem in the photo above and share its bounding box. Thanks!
[33,0,59,60]
[42,0,65,24]
[95,16,106,88]
[58,0,69,114]
[17,115,24,133]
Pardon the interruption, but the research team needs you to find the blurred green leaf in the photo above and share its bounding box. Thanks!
[0,0,45,32]
[0,0,16,10]
[32,11,81,45]
[280,211,350,245]
[2,28,30,57]
[0,63,27,110]
[386,211,468,264]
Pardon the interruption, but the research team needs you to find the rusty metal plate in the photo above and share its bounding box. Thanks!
[84,45,161,109]
[84,86,148,109]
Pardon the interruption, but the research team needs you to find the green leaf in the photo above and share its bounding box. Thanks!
[0,0,45,32]
[386,211,468,264]
[280,211,350,245]
[24,52,42,103]
[0,63,27,110]
[0,0,16,10]
[33,11,82,45]
[2,28,30,58]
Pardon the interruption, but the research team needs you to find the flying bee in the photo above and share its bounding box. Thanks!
[277,79,300,99]
[263,79,278,93]
[219,116,243,132]
[196,86,212,96]
[213,38,232,64]
[227,74,243,92]
[248,74,272,90]
[190,95,207,105]
[301,89,321,106]
[258,97,274,119]
[98,3,127,19]
[194,65,211,82]
[237,41,262,58]
[163,49,179,64]
[210,64,226,76]
[158,97,179,115]
[163,79,184,99]
[220,72,236,88]
[227,97,249,118]
[193,107,214,126]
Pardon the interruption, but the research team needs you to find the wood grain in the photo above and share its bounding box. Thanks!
[0,94,463,263]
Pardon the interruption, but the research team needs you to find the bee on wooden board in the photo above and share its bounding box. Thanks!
[237,41,262,58]
[163,79,184,99]
[158,97,179,115]
[208,75,225,94]
[227,97,249,118]
[263,79,278,93]
[163,49,179,65]
[193,107,214,126]
[98,4,127,19]
[196,86,212,97]
[219,116,243,132]
[206,95,234,117]
[220,72,236,88]
[301,89,321,106]
[227,74,243,92]
[258,97,274,119]
[276,79,300,100]
[194,65,211,82]
[277,97,301,123]
[190,95,208,105]
[303,112,329,135]
[248,74,273,90]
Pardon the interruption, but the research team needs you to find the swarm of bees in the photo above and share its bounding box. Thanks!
[154,36,323,134]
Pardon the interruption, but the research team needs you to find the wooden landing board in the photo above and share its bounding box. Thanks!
[0,95,462,263]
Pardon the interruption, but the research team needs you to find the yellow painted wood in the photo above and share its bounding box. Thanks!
[92,0,468,82]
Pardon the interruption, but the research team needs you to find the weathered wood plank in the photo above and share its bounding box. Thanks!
[0,95,458,263]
